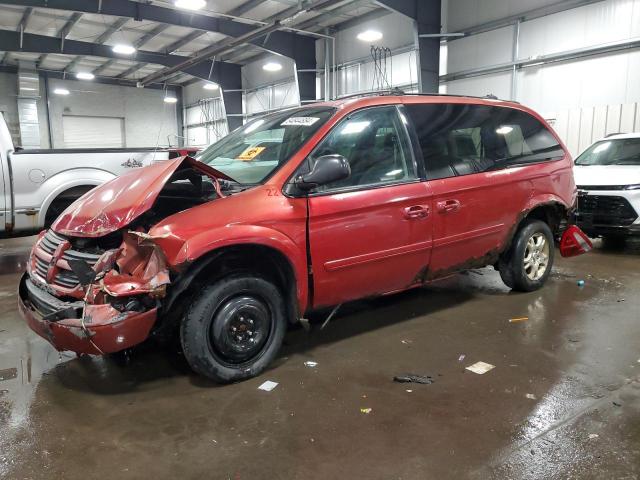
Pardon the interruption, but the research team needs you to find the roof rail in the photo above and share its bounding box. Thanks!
[605,132,626,138]
[334,90,519,103]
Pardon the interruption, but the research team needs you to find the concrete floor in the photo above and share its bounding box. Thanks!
[1,236,640,480]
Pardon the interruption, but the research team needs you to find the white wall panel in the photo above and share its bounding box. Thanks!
[519,0,640,59]
[334,13,414,64]
[447,26,514,73]
[272,82,299,109]
[621,103,638,131]
[578,107,594,153]
[445,71,511,99]
[606,104,623,134]
[446,0,563,32]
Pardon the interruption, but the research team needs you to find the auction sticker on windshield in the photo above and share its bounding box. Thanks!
[281,117,320,127]
[237,146,266,161]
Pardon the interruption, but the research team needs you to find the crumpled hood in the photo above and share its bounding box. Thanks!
[573,165,640,187]
[52,156,231,237]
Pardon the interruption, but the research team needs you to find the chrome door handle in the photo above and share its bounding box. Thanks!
[436,199,461,214]
[403,205,430,219]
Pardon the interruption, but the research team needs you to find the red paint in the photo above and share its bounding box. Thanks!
[20,95,588,356]
[559,225,593,257]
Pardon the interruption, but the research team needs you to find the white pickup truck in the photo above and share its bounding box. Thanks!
[0,114,197,235]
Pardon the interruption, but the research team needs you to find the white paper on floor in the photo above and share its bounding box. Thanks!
[465,361,495,375]
[258,380,279,391]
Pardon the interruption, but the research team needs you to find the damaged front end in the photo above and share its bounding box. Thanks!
[19,230,170,354]
[18,156,230,355]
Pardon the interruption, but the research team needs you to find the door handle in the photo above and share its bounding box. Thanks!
[403,205,430,219]
[436,199,461,214]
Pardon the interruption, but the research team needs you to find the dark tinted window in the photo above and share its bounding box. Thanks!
[309,106,417,191]
[405,104,565,180]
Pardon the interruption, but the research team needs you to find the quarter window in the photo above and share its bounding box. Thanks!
[405,104,565,180]
[309,106,417,191]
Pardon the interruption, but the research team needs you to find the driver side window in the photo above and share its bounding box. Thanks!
[309,106,416,191]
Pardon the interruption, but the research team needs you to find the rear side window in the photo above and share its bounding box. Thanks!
[405,103,565,180]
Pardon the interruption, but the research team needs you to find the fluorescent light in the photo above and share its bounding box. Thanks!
[357,30,383,42]
[496,126,514,135]
[203,82,219,90]
[164,96,178,104]
[113,44,136,55]
[76,72,95,80]
[53,88,70,95]
[174,0,206,10]
[262,62,282,72]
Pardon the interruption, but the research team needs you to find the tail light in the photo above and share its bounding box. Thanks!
[559,225,592,258]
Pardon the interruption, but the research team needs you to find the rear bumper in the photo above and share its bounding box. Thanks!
[18,273,157,355]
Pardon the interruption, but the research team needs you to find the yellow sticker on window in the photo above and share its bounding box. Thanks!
[237,146,266,161]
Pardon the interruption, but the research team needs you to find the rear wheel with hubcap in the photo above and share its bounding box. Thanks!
[499,219,555,292]
[181,275,287,383]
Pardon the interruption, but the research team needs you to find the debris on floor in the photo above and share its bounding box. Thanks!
[258,380,279,392]
[406,389,413,393]
[304,361,318,368]
[393,374,434,384]
[589,434,599,439]
[401,339,413,345]
[577,280,585,287]
[360,408,372,414]
[509,317,529,323]
[465,361,495,375]
[458,354,466,362]
[525,393,536,400]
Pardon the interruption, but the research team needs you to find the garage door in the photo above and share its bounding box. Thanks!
[62,115,125,148]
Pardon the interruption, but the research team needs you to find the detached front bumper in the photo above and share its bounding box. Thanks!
[19,273,157,355]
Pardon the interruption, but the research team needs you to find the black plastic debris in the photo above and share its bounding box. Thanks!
[393,374,434,384]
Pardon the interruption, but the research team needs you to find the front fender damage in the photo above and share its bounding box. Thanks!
[21,231,172,355]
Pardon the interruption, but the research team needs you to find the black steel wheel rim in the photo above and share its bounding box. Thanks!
[208,294,272,365]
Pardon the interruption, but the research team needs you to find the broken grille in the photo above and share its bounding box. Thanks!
[33,230,103,289]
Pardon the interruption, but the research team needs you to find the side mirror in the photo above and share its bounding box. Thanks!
[295,154,350,192]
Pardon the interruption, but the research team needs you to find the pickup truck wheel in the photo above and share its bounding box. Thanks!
[180,275,287,383]
[499,219,555,292]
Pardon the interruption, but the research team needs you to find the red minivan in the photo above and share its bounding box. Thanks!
[18,94,591,382]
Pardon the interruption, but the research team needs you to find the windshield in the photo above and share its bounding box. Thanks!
[197,106,335,184]
[575,138,640,166]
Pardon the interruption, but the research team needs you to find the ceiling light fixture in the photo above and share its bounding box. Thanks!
[174,0,206,10]
[203,82,219,90]
[357,30,383,42]
[164,96,178,104]
[113,44,136,55]
[75,72,95,80]
[53,88,70,95]
[262,62,282,72]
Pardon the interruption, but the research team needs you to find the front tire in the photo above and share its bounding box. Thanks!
[499,219,555,292]
[180,275,287,383]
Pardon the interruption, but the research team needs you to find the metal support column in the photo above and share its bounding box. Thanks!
[293,36,318,105]
[377,0,442,93]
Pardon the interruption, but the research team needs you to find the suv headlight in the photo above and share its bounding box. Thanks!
[625,184,640,190]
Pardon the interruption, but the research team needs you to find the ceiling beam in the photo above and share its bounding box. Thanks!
[38,11,82,66]
[163,30,206,54]
[116,62,146,79]
[227,0,264,17]
[1,0,315,61]
[0,28,239,85]
[93,23,169,75]
[294,0,372,30]
[65,17,128,73]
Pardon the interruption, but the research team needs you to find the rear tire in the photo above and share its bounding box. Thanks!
[499,219,555,292]
[180,275,287,383]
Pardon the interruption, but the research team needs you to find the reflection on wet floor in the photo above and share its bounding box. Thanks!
[0,236,639,479]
